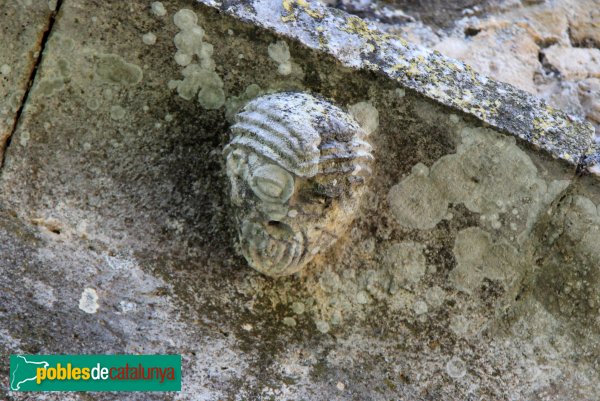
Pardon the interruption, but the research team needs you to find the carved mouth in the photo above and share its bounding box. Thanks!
[240,220,306,276]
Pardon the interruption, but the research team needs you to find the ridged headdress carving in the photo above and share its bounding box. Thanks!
[224,92,373,276]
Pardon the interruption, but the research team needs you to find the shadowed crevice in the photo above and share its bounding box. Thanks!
[0,0,64,170]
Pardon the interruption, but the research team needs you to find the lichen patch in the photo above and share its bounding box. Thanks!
[95,54,143,85]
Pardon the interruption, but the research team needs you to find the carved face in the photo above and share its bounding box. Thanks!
[224,92,373,276]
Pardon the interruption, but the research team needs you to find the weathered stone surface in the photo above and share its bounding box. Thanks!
[543,45,600,81]
[332,0,600,138]
[523,172,600,373]
[208,0,593,165]
[434,23,541,93]
[565,0,600,48]
[336,0,506,30]
[0,1,55,163]
[1,0,600,400]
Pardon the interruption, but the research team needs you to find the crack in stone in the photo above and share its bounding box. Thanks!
[0,0,63,171]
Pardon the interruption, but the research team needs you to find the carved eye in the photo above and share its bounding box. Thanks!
[250,164,294,203]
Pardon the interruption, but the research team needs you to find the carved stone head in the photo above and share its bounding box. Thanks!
[224,92,373,276]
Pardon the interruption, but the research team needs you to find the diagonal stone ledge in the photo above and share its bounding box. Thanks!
[201,0,594,166]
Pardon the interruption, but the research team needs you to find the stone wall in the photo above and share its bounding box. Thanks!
[1,0,599,400]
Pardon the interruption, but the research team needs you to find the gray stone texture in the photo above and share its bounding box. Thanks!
[1,0,600,400]
[0,0,55,163]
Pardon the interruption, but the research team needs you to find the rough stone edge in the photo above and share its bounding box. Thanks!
[582,141,600,176]
[197,0,594,166]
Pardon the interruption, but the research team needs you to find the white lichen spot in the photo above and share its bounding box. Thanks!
[173,9,198,30]
[150,1,167,17]
[283,317,297,327]
[395,88,406,98]
[78,288,99,314]
[87,97,100,111]
[171,9,224,109]
[388,165,448,230]
[315,320,330,333]
[277,62,292,75]
[268,40,290,64]
[37,78,65,97]
[241,323,253,331]
[47,0,57,11]
[268,40,292,76]
[95,54,143,86]
[449,314,471,338]
[331,310,343,325]
[174,52,192,66]
[320,270,342,293]
[389,127,568,237]
[119,301,136,313]
[349,101,379,135]
[110,105,126,120]
[19,130,30,147]
[356,290,370,304]
[413,300,428,315]
[446,357,467,379]
[165,113,174,122]
[198,43,213,63]
[174,27,204,54]
[425,286,445,309]
[336,382,345,391]
[291,301,305,315]
[411,162,429,177]
[0,64,11,76]
[198,84,225,109]
[142,32,157,45]
[382,242,427,287]
[450,227,520,294]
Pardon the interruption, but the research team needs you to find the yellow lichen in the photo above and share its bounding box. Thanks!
[342,16,391,46]
[281,0,324,22]
[533,116,553,133]
[388,63,409,74]
[405,64,421,77]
